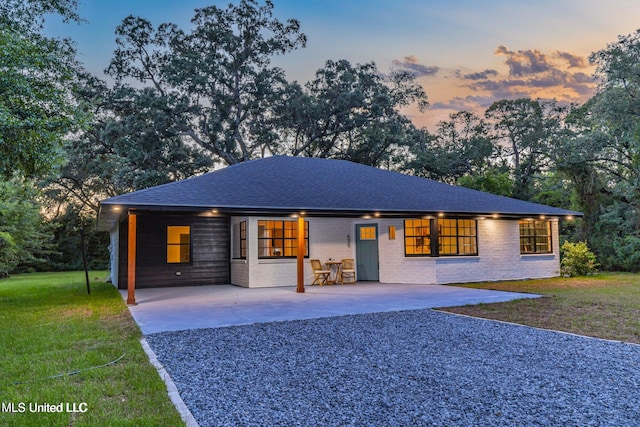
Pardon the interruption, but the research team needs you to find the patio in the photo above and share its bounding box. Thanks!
[121,282,540,334]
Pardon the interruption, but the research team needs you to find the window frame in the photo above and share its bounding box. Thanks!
[257,220,309,259]
[404,218,478,257]
[238,221,247,259]
[519,219,553,254]
[404,218,433,257]
[437,218,478,256]
[166,225,192,264]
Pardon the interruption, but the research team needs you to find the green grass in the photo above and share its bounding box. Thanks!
[439,272,640,344]
[0,271,183,427]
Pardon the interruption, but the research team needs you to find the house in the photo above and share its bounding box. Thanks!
[97,156,582,304]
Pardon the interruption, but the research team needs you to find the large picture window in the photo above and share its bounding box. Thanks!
[258,220,309,258]
[519,220,552,254]
[167,226,191,263]
[404,218,477,257]
[438,218,478,256]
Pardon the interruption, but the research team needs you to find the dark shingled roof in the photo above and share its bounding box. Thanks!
[97,156,582,230]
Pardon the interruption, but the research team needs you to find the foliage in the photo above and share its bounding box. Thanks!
[0,0,81,31]
[0,178,54,277]
[0,1,85,178]
[45,206,109,271]
[105,0,306,165]
[280,60,428,166]
[561,241,599,277]
[484,98,567,200]
[406,111,493,183]
[456,167,514,197]
[47,74,214,215]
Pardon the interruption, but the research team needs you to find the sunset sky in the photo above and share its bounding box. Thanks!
[44,0,640,129]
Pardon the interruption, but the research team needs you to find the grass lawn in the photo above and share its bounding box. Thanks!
[439,272,640,344]
[0,271,184,427]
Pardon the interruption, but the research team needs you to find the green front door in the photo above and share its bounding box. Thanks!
[355,224,379,281]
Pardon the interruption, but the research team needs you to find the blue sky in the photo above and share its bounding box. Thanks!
[44,0,640,129]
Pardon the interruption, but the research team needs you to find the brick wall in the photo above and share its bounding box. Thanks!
[230,216,561,288]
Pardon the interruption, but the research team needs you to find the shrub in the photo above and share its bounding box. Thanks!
[561,241,598,277]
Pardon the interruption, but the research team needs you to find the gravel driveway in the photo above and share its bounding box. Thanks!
[146,309,640,426]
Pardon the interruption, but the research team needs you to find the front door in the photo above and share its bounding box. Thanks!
[355,224,379,281]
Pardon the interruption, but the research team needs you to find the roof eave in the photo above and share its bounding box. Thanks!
[97,200,582,231]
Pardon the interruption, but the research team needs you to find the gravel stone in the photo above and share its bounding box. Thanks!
[146,310,640,426]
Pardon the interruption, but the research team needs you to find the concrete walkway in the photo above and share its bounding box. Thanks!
[121,283,540,335]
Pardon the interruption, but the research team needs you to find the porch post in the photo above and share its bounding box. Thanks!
[127,211,137,305]
[296,215,305,293]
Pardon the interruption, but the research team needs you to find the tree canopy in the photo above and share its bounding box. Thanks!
[0,0,84,178]
[105,0,306,165]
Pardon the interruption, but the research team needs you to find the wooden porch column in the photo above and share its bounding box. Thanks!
[126,212,137,305]
[296,215,305,293]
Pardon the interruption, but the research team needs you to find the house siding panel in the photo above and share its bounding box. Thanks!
[117,214,230,289]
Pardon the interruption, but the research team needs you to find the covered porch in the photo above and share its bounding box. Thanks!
[120,282,540,334]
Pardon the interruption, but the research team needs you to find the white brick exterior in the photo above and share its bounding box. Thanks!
[379,218,560,284]
[230,216,355,288]
[230,216,561,288]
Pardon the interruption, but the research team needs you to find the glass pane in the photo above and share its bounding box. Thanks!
[167,226,190,244]
[167,244,190,263]
[360,226,376,240]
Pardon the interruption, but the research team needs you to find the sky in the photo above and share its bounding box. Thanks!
[44,0,640,130]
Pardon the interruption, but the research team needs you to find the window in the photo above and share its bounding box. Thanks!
[404,218,478,257]
[389,226,396,240]
[167,226,191,263]
[404,219,432,256]
[359,226,377,240]
[438,218,477,256]
[258,220,309,258]
[239,221,247,259]
[519,220,552,254]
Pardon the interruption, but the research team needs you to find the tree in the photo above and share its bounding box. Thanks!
[0,0,84,178]
[279,60,428,167]
[0,178,53,276]
[47,73,214,215]
[484,98,566,200]
[105,0,306,165]
[405,111,493,183]
[0,0,81,31]
[561,28,640,270]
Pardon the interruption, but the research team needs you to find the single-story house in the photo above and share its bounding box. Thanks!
[97,156,582,304]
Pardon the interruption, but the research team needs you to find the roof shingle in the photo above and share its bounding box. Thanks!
[98,156,581,229]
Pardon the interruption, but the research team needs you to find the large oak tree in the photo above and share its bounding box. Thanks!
[105,0,306,165]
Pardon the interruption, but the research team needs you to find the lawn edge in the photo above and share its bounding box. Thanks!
[433,308,640,347]
[140,338,200,427]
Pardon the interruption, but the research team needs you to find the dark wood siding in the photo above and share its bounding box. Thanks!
[118,213,230,289]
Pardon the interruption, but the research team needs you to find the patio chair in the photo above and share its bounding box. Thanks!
[310,259,330,286]
[341,258,356,284]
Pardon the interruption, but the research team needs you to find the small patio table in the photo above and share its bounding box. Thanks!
[325,260,343,284]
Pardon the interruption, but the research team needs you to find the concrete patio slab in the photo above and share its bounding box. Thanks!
[121,283,540,335]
